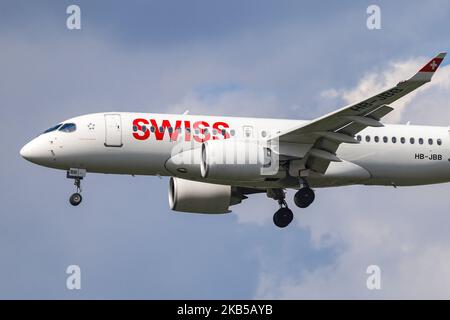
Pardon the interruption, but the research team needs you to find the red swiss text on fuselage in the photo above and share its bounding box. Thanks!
[132,118,230,142]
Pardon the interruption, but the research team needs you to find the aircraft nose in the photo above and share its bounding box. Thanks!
[20,139,51,163]
[20,142,32,160]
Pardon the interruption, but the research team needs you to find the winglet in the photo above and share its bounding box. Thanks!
[410,52,446,82]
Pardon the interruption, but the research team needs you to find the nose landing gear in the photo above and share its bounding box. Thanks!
[69,178,83,206]
[67,168,86,207]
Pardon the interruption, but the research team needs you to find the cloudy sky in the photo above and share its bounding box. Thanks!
[1,0,450,299]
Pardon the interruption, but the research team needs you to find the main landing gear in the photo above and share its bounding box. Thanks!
[268,178,316,228]
[67,168,86,206]
[273,207,294,228]
[269,189,294,228]
[294,178,315,208]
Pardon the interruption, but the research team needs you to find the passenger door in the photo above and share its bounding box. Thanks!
[104,114,123,147]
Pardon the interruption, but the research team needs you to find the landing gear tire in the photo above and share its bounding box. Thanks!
[70,193,82,206]
[294,188,315,208]
[267,189,294,228]
[273,207,293,228]
[67,174,84,207]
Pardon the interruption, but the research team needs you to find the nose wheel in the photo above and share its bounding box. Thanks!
[66,169,86,207]
[69,177,83,206]
[70,192,82,206]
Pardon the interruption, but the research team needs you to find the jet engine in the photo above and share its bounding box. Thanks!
[168,177,244,214]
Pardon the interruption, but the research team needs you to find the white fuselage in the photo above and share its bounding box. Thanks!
[20,112,450,188]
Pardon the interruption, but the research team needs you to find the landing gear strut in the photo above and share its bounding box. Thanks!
[269,189,293,228]
[294,178,315,208]
[67,168,86,206]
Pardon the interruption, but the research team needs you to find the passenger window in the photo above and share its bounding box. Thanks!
[230,129,236,136]
[374,136,379,143]
[410,137,415,144]
[365,135,371,142]
[142,125,147,132]
[392,137,397,143]
[132,125,138,132]
[261,130,267,138]
[59,123,76,133]
[401,137,405,144]
[150,126,155,132]
[357,135,362,142]
[437,139,442,146]
[419,138,424,145]
[44,124,62,134]
[383,136,388,143]
[428,138,433,145]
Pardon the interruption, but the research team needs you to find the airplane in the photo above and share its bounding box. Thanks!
[20,52,449,228]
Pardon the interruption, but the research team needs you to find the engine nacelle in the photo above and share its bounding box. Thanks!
[168,177,243,214]
[200,140,275,181]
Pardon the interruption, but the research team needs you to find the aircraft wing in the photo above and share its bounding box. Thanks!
[273,52,447,173]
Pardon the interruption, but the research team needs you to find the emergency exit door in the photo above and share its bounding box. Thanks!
[104,114,123,147]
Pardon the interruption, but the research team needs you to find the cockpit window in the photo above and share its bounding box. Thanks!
[43,124,62,134]
[59,123,77,133]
